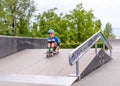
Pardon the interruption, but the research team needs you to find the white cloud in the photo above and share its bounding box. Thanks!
[34,0,120,28]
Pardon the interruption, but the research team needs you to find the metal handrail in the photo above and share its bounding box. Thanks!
[69,31,101,65]
[69,30,112,80]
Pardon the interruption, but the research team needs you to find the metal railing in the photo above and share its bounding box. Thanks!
[69,30,112,80]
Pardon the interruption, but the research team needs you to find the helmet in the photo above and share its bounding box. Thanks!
[48,29,55,34]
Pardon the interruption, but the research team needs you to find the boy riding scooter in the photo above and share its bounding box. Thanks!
[47,29,60,55]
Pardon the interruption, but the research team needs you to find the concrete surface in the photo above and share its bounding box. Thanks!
[0,39,119,86]
[0,74,77,86]
[0,49,95,86]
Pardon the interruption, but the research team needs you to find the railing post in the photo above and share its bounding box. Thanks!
[103,42,105,51]
[110,49,112,57]
[76,61,80,80]
[95,42,98,56]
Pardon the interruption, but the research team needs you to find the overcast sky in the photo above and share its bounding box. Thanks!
[34,0,120,28]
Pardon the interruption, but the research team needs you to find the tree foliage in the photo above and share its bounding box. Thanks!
[1,2,114,48]
[33,4,101,47]
[0,0,35,36]
[103,22,115,39]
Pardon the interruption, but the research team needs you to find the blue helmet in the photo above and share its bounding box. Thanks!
[48,29,55,34]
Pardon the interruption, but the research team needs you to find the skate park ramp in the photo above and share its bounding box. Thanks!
[0,34,119,86]
[0,48,98,86]
[0,47,115,86]
[0,48,110,86]
[0,49,77,86]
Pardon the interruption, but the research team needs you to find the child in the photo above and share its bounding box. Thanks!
[47,29,60,53]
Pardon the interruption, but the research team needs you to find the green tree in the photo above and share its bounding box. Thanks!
[35,8,70,42]
[34,3,101,48]
[0,0,35,36]
[0,0,10,35]
[65,4,100,43]
[103,22,115,39]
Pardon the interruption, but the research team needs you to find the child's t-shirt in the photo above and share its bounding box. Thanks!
[48,36,60,46]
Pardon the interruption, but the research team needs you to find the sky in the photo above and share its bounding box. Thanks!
[34,0,120,28]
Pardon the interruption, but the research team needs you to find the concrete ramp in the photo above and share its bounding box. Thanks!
[0,49,96,86]
[0,47,113,86]
[81,49,112,78]
[0,34,118,86]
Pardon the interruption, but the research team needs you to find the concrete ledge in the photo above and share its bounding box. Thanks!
[0,74,77,86]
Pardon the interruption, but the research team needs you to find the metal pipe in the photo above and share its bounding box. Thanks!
[103,43,105,51]
[95,42,98,56]
[110,49,112,57]
[76,61,80,80]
